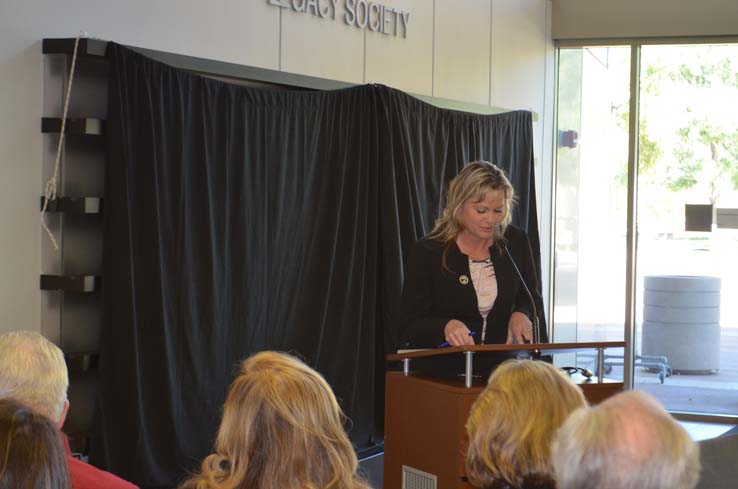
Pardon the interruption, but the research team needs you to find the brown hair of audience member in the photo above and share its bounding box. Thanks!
[552,390,700,489]
[0,398,71,489]
[465,359,587,489]
[180,351,371,489]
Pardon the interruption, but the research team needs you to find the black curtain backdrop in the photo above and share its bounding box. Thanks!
[95,43,541,487]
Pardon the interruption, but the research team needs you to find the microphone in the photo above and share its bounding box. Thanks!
[500,239,542,346]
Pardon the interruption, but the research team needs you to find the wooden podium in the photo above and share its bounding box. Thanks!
[383,342,625,489]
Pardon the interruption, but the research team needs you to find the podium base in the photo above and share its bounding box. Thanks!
[383,371,623,489]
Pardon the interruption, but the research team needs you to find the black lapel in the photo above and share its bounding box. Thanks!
[446,242,478,311]
[490,243,513,309]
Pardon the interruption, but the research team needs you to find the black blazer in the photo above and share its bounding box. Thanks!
[398,225,547,348]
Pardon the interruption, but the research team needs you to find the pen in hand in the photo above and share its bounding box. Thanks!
[437,331,476,348]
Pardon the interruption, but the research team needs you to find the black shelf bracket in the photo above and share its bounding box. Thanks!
[42,38,109,58]
[40,196,102,214]
[40,275,100,292]
[64,352,100,373]
[41,117,105,136]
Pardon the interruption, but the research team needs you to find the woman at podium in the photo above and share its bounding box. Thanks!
[398,161,546,350]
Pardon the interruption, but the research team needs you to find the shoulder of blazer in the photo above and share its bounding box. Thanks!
[503,223,528,244]
[413,237,464,276]
[412,236,445,260]
[415,236,443,250]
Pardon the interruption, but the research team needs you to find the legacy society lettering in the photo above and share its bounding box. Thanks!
[268,0,410,38]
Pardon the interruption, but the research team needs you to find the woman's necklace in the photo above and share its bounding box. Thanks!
[457,235,493,261]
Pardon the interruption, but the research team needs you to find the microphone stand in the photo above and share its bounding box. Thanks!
[502,241,542,360]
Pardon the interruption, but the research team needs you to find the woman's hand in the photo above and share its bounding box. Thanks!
[444,319,474,346]
[505,311,533,345]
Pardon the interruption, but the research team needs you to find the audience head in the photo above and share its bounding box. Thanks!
[0,331,69,425]
[552,390,700,489]
[182,351,370,489]
[431,160,515,244]
[465,359,587,489]
[0,397,71,489]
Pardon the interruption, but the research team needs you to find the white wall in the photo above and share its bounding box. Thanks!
[0,0,553,334]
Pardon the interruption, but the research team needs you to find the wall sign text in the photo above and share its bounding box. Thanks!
[268,0,410,39]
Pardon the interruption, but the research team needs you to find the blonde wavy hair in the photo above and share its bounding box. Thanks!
[465,360,587,489]
[180,351,371,489]
[428,161,515,247]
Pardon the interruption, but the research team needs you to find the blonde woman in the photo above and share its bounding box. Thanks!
[180,351,371,489]
[398,161,545,349]
[465,360,587,489]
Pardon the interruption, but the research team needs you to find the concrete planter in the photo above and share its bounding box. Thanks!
[641,275,721,374]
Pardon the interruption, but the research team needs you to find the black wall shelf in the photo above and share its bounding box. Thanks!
[64,352,100,373]
[40,275,100,292]
[40,196,102,214]
[42,36,108,457]
[66,432,92,457]
[41,117,105,136]
[42,38,108,58]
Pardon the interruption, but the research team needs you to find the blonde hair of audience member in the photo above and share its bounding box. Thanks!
[552,390,700,489]
[0,331,69,424]
[0,398,71,489]
[465,360,587,489]
[180,351,371,489]
[428,161,515,247]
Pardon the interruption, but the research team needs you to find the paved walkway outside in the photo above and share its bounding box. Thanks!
[636,327,738,415]
[575,324,738,416]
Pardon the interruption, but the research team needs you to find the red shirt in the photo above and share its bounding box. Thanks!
[63,436,139,489]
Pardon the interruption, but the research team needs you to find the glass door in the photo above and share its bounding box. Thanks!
[552,46,630,374]
[634,44,738,416]
[553,41,738,417]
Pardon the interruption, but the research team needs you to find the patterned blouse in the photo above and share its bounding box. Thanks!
[468,257,497,343]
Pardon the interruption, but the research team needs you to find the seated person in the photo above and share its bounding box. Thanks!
[696,432,738,489]
[0,331,138,489]
[179,351,371,489]
[465,359,587,489]
[0,397,71,489]
[552,390,700,489]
